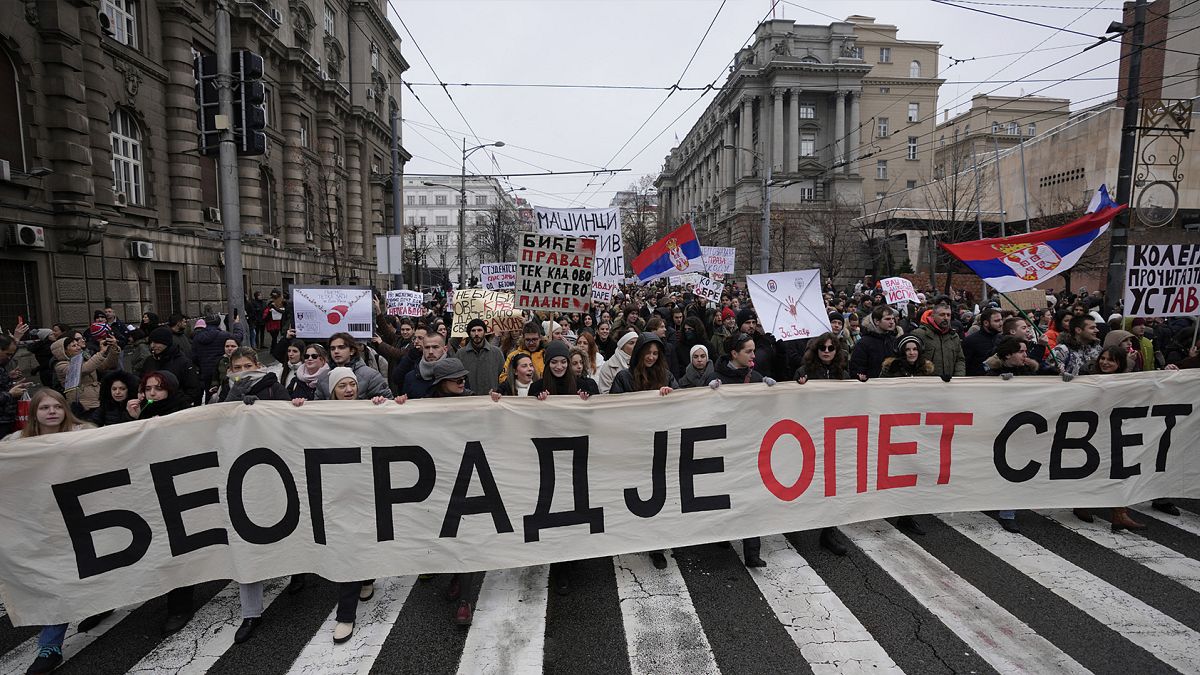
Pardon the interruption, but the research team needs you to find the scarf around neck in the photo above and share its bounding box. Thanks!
[296,361,329,387]
[419,352,447,380]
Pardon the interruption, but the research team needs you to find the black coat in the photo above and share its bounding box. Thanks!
[142,344,202,407]
[849,316,900,380]
[91,370,141,426]
[222,371,288,402]
[528,376,600,397]
[703,355,765,385]
[962,327,1001,376]
[192,326,233,387]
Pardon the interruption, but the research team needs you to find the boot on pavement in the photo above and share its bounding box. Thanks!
[1111,507,1146,532]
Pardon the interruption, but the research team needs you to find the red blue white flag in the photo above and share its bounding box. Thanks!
[631,222,705,282]
[940,185,1124,292]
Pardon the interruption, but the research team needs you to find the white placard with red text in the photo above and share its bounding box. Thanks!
[880,277,919,306]
[746,269,830,340]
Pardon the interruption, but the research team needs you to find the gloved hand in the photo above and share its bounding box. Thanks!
[763,377,778,387]
[1061,372,1075,382]
[242,395,259,405]
[708,379,721,390]
[940,374,952,383]
[1000,372,1014,381]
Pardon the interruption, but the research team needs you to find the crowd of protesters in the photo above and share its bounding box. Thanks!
[1,274,1198,674]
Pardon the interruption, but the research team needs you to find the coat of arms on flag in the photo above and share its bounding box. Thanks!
[994,242,1063,281]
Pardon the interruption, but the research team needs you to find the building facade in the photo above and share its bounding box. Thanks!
[0,0,408,329]
[401,174,518,288]
[655,16,942,279]
[933,95,1071,182]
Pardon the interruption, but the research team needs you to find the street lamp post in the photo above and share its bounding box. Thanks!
[723,145,770,273]
[460,140,504,287]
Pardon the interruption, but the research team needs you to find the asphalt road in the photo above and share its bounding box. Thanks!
[3,499,1199,674]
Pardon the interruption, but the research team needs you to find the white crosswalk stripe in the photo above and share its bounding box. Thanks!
[841,519,1089,674]
[1040,508,1200,594]
[1130,502,1200,537]
[612,552,720,675]
[456,565,549,675]
[6,511,1200,674]
[941,511,1200,674]
[286,576,415,675]
[734,534,902,675]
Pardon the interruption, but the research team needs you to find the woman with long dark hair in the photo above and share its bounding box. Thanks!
[492,352,536,398]
[530,341,595,399]
[609,332,678,395]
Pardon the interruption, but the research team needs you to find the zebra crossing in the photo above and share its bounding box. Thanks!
[3,500,1200,674]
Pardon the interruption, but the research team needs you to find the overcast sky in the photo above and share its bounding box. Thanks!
[388,0,1127,208]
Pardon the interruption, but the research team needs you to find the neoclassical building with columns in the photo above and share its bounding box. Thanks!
[0,0,408,327]
[656,16,942,278]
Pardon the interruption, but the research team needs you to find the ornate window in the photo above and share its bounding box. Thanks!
[102,0,139,49]
[1027,122,1037,136]
[799,133,815,157]
[907,103,919,123]
[1008,121,1019,135]
[324,3,336,35]
[109,109,144,205]
[370,42,380,71]
[909,60,921,78]
[0,46,26,171]
[878,117,889,137]
[907,136,918,160]
[799,103,816,119]
[290,1,315,48]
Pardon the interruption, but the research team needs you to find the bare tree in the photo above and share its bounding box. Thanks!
[406,223,432,289]
[618,174,658,261]
[796,199,861,283]
[919,164,983,294]
[856,192,913,278]
[471,206,523,264]
[303,159,347,284]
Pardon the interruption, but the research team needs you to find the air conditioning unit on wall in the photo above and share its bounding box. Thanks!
[114,192,128,207]
[10,224,45,248]
[334,156,345,169]
[130,240,155,260]
[269,236,281,249]
[205,206,222,223]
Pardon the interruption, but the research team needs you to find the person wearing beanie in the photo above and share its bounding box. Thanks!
[678,343,713,388]
[881,335,935,378]
[142,326,202,406]
[326,366,358,400]
[596,331,639,394]
[529,339,594,400]
[457,318,503,396]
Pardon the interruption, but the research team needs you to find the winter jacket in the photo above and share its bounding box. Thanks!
[124,338,151,377]
[794,359,848,381]
[596,348,631,395]
[849,315,902,380]
[528,376,600,397]
[90,370,140,426]
[962,327,1001,376]
[1051,340,1103,377]
[702,355,765,386]
[389,346,422,396]
[315,357,393,400]
[609,333,680,394]
[52,339,119,411]
[983,355,1036,377]
[142,343,203,407]
[191,326,233,388]
[911,321,966,378]
[457,341,504,396]
[749,331,786,380]
[172,330,193,361]
[678,362,714,388]
[499,344,545,383]
[880,356,936,378]
[222,371,288,403]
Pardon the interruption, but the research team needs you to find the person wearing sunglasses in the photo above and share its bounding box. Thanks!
[290,344,328,401]
[792,332,851,556]
[878,335,935,536]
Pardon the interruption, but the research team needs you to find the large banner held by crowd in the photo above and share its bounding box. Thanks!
[701,247,736,275]
[746,269,830,340]
[1,372,1197,625]
[292,287,374,340]
[479,263,517,291]
[515,233,595,312]
[450,288,523,337]
[1123,244,1200,317]
[534,207,623,280]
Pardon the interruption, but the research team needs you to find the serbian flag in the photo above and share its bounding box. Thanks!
[631,222,705,282]
[940,185,1124,292]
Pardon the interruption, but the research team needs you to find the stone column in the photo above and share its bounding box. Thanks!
[787,90,800,173]
[161,7,205,231]
[834,91,847,173]
[849,91,861,176]
[346,137,364,259]
[80,9,113,210]
[740,97,753,177]
[772,91,784,173]
[281,96,306,248]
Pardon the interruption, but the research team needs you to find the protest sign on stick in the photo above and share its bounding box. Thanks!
[515,233,595,312]
[746,269,830,340]
[1123,244,1200,317]
[451,288,523,337]
[701,246,736,275]
[998,288,1048,313]
[291,287,373,339]
[385,290,424,317]
[591,280,618,303]
[692,275,723,304]
[480,263,517,291]
[880,277,919,306]
[535,207,623,280]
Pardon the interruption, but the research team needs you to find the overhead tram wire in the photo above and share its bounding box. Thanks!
[931,0,1108,39]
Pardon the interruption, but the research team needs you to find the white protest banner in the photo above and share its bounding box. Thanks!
[692,275,724,304]
[701,246,736,275]
[746,269,830,340]
[1,372,1197,625]
[515,233,596,312]
[535,207,623,280]
[1124,244,1200,317]
[480,262,517,291]
[385,290,424,317]
[291,287,374,339]
[591,280,618,303]
[451,288,524,337]
[880,277,919,306]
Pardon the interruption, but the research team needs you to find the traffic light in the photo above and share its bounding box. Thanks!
[232,50,266,156]
[194,52,220,157]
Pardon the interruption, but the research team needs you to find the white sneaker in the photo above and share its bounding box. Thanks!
[358,582,374,601]
[333,621,354,643]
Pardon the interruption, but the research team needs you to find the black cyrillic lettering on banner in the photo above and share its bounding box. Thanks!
[150,452,228,555]
[1049,411,1100,480]
[1151,404,1193,471]
[624,430,667,518]
[1109,407,1148,479]
[994,411,1046,482]
[52,470,152,579]
[522,436,605,543]
[227,447,300,545]
[679,425,730,513]
[440,441,513,538]
[304,447,361,545]
[373,445,436,542]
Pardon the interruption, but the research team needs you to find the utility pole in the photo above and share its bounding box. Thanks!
[761,159,772,273]
[215,0,245,341]
[992,135,1007,237]
[1103,0,1146,318]
[459,138,467,288]
[1018,138,1031,233]
[390,103,404,289]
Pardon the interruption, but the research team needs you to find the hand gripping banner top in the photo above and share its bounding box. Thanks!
[0,371,1198,625]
